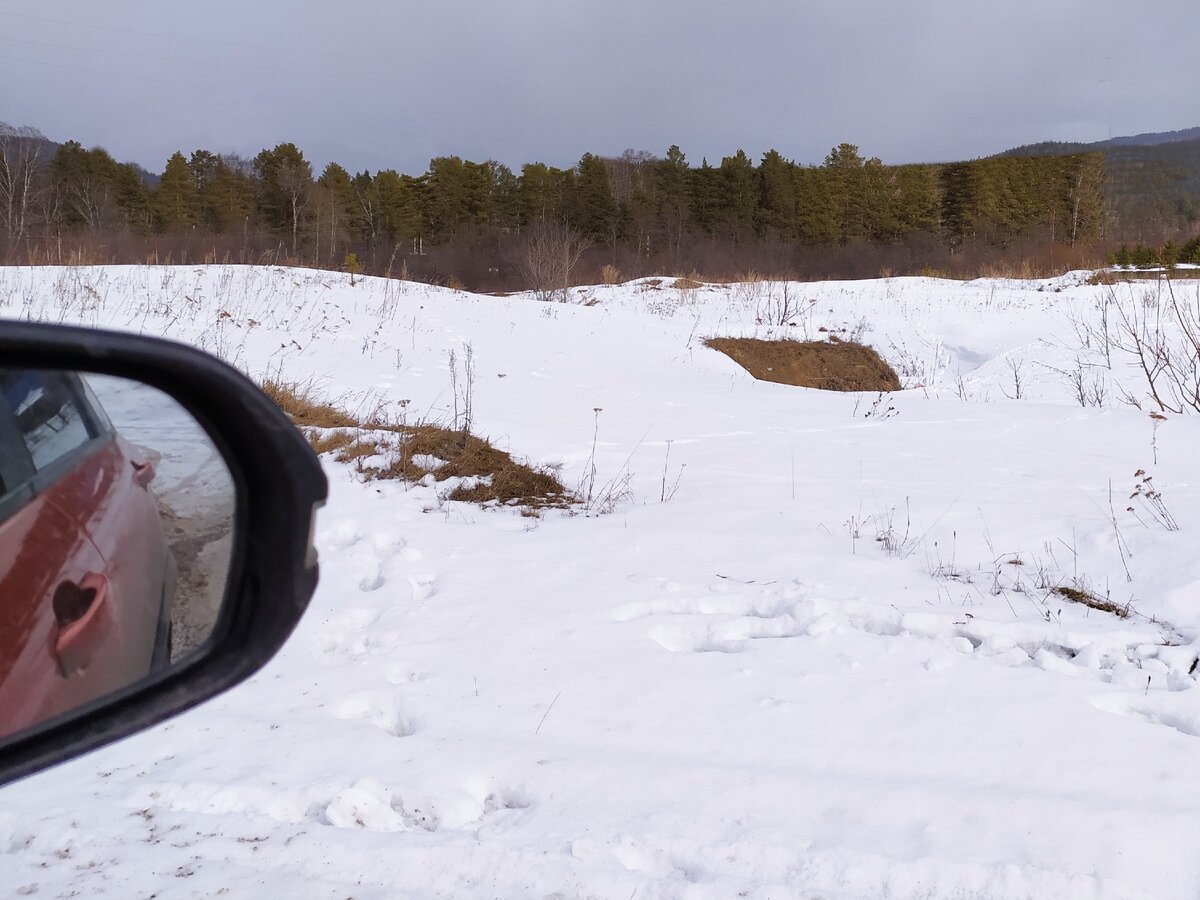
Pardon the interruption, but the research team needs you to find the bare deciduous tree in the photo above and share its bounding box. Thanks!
[277,161,311,259]
[0,136,44,245]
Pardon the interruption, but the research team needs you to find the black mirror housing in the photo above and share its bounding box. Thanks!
[0,322,327,786]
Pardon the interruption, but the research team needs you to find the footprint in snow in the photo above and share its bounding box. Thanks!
[322,778,436,832]
[611,593,795,622]
[352,533,407,592]
[408,573,437,603]
[332,692,416,737]
[311,629,406,667]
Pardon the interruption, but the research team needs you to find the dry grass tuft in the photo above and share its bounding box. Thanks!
[705,337,901,392]
[307,428,356,455]
[262,378,358,428]
[1052,585,1130,618]
[335,440,382,463]
[263,379,570,509]
[601,264,622,285]
[367,425,569,507]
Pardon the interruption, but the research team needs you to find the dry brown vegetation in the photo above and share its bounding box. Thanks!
[1052,585,1130,619]
[262,378,358,428]
[705,337,902,392]
[362,425,570,508]
[264,378,570,510]
[307,428,355,455]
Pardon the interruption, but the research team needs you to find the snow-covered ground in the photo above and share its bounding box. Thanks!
[2,265,1200,899]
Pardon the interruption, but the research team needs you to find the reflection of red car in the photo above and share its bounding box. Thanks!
[0,371,175,740]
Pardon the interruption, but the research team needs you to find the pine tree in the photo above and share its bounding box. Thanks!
[152,151,200,233]
[518,162,569,228]
[253,143,313,256]
[689,159,724,237]
[371,169,422,247]
[52,141,150,233]
[656,145,691,258]
[794,166,839,245]
[823,143,866,241]
[758,150,797,239]
[718,150,757,244]
[195,153,256,234]
[482,161,521,235]
[568,153,617,243]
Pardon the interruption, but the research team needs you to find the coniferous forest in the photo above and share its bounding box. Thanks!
[4,127,1194,289]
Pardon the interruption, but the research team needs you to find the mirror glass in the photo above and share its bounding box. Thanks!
[0,369,235,743]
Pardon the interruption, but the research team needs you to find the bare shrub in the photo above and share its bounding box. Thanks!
[1109,282,1200,413]
[1127,468,1179,531]
[448,343,475,434]
[1000,357,1025,400]
[756,283,798,326]
[520,218,592,302]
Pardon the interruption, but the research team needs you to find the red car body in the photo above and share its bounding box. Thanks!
[0,371,175,740]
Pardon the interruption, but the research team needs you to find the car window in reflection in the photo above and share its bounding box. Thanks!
[0,371,95,472]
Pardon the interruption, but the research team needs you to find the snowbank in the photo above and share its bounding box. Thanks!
[2,265,1199,899]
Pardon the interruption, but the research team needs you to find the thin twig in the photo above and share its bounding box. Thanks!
[535,691,562,735]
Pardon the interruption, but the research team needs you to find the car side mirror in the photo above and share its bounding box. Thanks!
[0,322,326,787]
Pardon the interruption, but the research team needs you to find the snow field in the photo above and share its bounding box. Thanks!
[2,265,1200,898]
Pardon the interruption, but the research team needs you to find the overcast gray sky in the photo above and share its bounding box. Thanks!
[1,1,1195,175]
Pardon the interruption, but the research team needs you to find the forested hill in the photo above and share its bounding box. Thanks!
[999,127,1200,240]
[0,130,1110,285]
[4,120,1198,285]
[1000,125,1200,156]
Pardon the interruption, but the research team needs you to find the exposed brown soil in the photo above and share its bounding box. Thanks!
[705,337,901,392]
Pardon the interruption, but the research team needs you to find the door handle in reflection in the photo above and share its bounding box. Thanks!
[131,459,155,488]
[53,573,110,676]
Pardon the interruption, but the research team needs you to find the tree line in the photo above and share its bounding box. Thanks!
[1109,236,1200,269]
[0,134,1110,287]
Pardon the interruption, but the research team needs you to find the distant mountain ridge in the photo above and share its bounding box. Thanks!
[1098,125,1200,148]
[997,127,1200,239]
[0,122,50,141]
[999,126,1200,158]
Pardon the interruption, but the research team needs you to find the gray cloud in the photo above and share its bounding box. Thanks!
[1,0,1195,175]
